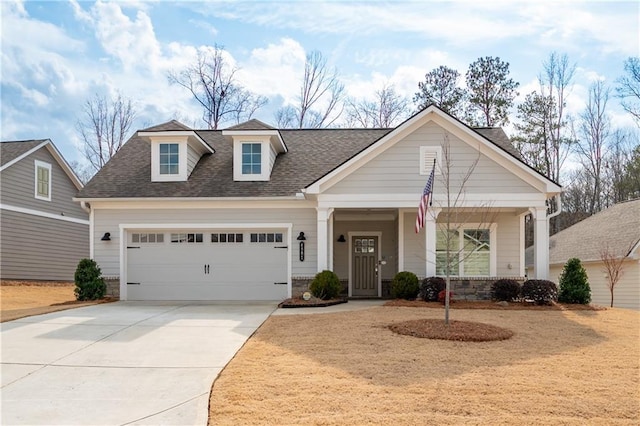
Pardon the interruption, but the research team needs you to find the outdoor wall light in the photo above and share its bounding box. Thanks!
[297,232,306,241]
[337,234,346,242]
[101,232,111,241]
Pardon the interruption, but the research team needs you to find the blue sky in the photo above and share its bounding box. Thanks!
[1,0,638,167]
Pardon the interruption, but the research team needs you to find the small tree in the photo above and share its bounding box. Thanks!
[74,258,106,301]
[558,258,591,304]
[600,242,633,307]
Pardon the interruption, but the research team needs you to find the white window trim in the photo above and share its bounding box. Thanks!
[233,139,270,181]
[151,140,187,182]
[34,160,52,201]
[435,223,497,277]
[419,146,442,175]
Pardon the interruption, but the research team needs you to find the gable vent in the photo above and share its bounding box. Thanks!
[419,146,441,175]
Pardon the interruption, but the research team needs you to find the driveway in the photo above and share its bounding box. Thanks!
[1,301,277,425]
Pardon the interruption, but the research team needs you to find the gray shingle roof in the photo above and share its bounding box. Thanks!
[77,121,533,199]
[141,120,192,132]
[225,119,276,131]
[547,199,640,264]
[0,140,48,167]
[474,128,521,159]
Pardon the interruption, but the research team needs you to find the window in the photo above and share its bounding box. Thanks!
[159,143,179,175]
[250,233,283,243]
[242,143,261,174]
[211,233,243,243]
[132,233,164,243]
[436,228,491,276]
[170,233,203,243]
[34,160,51,201]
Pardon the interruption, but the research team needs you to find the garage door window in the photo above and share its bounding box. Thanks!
[250,233,283,243]
[211,233,243,243]
[132,233,164,243]
[171,233,203,243]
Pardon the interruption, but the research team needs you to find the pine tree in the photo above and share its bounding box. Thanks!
[558,258,591,304]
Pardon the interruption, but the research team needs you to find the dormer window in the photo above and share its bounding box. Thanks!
[242,143,262,175]
[159,143,180,175]
[150,140,188,182]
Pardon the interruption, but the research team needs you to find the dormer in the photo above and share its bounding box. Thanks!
[138,120,214,182]
[222,119,288,181]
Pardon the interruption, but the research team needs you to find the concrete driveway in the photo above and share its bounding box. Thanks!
[1,301,277,425]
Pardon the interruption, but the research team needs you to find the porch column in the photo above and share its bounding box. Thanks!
[531,207,549,280]
[425,208,442,277]
[317,207,333,271]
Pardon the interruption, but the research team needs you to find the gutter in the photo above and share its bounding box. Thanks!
[547,193,562,220]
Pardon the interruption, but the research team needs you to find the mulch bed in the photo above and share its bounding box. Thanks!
[389,318,514,341]
[385,299,606,310]
[278,296,348,308]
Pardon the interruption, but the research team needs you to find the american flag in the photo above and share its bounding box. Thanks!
[415,160,436,233]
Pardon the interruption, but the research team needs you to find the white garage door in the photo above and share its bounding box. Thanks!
[126,229,288,301]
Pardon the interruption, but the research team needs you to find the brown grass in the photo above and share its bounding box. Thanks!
[209,305,640,425]
[0,281,110,322]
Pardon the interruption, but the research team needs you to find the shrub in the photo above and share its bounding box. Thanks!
[438,290,454,304]
[418,276,446,302]
[521,279,558,305]
[309,270,342,300]
[391,271,419,300]
[490,279,521,302]
[74,258,106,301]
[558,258,591,304]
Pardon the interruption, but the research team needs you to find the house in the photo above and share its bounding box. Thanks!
[0,139,89,281]
[75,105,561,301]
[545,199,640,310]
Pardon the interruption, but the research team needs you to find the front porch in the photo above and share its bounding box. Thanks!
[307,206,546,299]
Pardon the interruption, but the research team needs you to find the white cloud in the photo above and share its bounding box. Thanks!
[237,38,306,105]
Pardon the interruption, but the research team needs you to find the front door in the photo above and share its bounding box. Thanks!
[352,236,378,297]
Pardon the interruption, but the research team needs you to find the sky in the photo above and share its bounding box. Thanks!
[1,0,639,168]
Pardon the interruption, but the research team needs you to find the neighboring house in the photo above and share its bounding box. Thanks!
[0,140,89,281]
[75,105,561,301]
[543,199,639,310]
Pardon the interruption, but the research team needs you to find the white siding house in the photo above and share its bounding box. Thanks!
[76,107,561,301]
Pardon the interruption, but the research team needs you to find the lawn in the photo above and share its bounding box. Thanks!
[0,281,106,322]
[209,305,639,425]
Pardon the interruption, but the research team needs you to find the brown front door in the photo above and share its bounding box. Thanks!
[352,236,378,297]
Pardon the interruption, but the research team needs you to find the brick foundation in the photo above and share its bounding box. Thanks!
[104,276,120,299]
[445,277,526,301]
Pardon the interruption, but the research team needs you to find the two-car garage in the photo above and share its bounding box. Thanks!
[124,227,290,301]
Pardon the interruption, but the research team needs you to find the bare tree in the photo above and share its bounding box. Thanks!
[75,93,136,174]
[429,134,497,324]
[575,81,611,214]
[345,83,410,128]
[275,50,344,128]
[168,45,267,129]
[616,57,640,125]
[513,53,575,185]
[599,242,635,307]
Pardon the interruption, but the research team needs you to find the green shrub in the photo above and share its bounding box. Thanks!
[309,270,342,300]
[522,279,558,305]
[418,276,446,302]
[490,279,521,302]
[558,258,591,304]
[391,271,419,300]
[74,258,106,301]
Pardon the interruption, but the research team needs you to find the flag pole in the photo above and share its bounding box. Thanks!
[429,158,435,207]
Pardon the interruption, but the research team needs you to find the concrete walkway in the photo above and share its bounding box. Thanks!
[1,301,276,425]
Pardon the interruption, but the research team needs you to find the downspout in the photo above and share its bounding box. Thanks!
[547,193,562,220]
